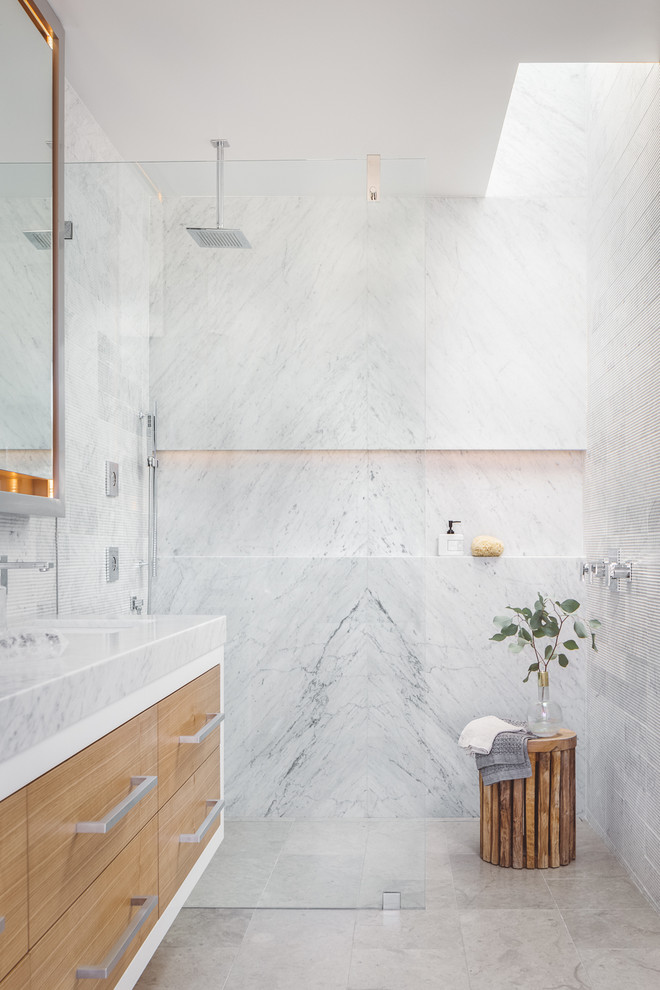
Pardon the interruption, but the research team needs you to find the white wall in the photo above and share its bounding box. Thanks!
[584,63,660,911]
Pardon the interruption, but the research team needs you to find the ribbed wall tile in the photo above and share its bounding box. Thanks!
[585,63,660,912]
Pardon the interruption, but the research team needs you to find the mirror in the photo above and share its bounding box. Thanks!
[0,0,64,515]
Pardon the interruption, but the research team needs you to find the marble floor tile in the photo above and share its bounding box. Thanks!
[562,906,660,950]
[459,908,592,990]
[544,874,653,912]
[135,910,252,989]
[450,853,557,910]
[281,819,369,856]
[185,854,276,908]
[223,909,356,990]
[579,946,660,990]
[434,818,481,856]
[258,853,364,908]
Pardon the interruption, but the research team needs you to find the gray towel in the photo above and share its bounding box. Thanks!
[475,720,536,785]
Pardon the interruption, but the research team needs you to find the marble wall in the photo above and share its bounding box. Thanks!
[152,63,588,819]
[584,63,660,910]
[0,83,150,619]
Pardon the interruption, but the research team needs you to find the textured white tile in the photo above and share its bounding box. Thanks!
[585,63,660,914]
[487,64,587,198]
[426,197,587,450]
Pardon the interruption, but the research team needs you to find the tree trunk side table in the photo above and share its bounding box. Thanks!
[479,728,576,869]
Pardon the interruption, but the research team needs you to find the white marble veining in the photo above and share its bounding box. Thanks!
[155,555,585,818]
[425,196,587,450]
[156,449,430,559]
[365,197,426,448]
[425,450,584,557]
[425,557,587,817]
[0,193,52,452]
[151,196,370,450]
[487,64,587,198]
[0,614,225,766]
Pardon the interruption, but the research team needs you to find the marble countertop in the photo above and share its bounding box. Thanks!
[0,614,226,768]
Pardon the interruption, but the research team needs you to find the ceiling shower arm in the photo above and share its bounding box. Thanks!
[212,138,230,231]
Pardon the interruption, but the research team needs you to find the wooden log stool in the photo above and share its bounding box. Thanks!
[479,728,576,869]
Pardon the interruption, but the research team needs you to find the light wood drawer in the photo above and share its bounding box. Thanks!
[158,666,221,806]
[158,750,221,912]
[30,818,158,990]
[27,707,158,946]
[0,956,30,990]
[0,789,28,982]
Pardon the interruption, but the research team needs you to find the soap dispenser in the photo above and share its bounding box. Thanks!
[438,520,464,556]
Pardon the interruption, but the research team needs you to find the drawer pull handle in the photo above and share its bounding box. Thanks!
[180,799,224,843]
[76,894,158,979]
[0,915,4,935]
[179,712,224,745]
[76,775,158,834]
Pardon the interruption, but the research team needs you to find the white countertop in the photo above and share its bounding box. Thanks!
[0,614,226,775]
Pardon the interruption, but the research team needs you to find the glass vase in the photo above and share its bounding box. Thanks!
[527,670,563,737]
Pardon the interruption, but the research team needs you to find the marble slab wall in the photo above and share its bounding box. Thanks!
[584,63,660,911]
[151,64,590,819]
[154,553,585,817]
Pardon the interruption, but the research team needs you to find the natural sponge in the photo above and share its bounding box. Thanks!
[471,535,504,557]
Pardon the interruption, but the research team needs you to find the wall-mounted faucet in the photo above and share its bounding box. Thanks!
[580,551,632,592]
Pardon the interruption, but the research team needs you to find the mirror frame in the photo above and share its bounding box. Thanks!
[0,0,64,517]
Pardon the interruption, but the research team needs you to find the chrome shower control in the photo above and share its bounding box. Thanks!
[106,547,119,583]
[105,461,119,496]
[605,549,633,592]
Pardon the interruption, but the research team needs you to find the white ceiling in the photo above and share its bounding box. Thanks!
[50,0,659,194]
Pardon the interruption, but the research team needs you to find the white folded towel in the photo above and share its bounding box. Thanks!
[458,716,526,755]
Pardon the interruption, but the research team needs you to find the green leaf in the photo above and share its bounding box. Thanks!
[502,623,519,636]
[559,599,580,613]
[522,608,532,619]
[533,628,545,638]
[522,662,539,684]
[574,618,589,639]
[490,633,507,642]
[509,607,524,615]
[519,627,532,642]
[563,640,579,651]
[493,615,511,629]
[544,644,554,660]
[588,619,602,629]
[509,641,525,654]
[558,654,569,667]
[545,618,560,637]
[529,613,541,631]
[591,633,598,652]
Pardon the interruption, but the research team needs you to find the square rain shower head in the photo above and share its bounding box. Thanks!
[187,227,251,248]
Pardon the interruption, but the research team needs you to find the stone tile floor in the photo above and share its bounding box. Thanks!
[136,820,660,990]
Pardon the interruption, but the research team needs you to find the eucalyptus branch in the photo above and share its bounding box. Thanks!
[489,593,601,683]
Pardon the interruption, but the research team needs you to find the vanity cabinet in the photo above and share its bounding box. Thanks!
[0,661,223,990]
[0,789,28,983]
[27,708,159,945]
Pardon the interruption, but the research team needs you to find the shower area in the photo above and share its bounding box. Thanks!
[148,154,431,909]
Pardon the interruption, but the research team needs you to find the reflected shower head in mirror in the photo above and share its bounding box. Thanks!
[23,230,51,249]
[187,139,251,248]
